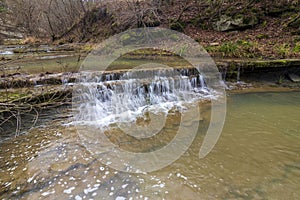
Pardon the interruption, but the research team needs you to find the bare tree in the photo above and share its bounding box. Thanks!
[2,0,100,39]
[108,0,162,30]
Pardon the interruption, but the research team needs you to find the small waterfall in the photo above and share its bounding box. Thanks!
[237,66,241,82]
[221,67,227,81]
[73,68,214,128]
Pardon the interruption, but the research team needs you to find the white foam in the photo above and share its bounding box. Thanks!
[41,190,55,196]
[116,196,126,200]
[84,187,98,194]
[75,195,82,200]
[63,187,75,194]
[0,51,13,55]
[73,70,217,129]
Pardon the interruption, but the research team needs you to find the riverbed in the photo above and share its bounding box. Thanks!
[0,90,299,199]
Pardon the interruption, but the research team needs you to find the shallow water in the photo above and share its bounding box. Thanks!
[0,91,299,199]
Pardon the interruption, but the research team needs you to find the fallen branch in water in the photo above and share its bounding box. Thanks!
[0,86,72,138]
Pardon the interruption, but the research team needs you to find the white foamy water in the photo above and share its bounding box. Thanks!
[73,68,217,129]
[0,50,14,55]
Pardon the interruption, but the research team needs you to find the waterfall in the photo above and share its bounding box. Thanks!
[73,67,215,128]
[237,66,241,82]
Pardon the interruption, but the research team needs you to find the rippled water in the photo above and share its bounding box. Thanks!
[0,91,299,199]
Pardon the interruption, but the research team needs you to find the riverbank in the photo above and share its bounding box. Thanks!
[1,51,300,89]
[1,45,300,93]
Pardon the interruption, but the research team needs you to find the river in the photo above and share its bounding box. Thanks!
[0,91,299,199]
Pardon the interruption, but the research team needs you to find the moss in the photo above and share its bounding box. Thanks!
[256,34,269,39]
[261,20,267,27]
[12,48,25,54]
[0,6,6,13]
[275,43,292,58]
[236,40,251,46]
[169,33,180,41]
[0,92,30,103]
[81,44,95,52]
[205,40,261,58]
[120,33,131,43]
[219,42,239,57]
[293,43,300,53]
[205,45,218,53]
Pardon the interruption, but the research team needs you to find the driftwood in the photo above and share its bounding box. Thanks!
[0,85,72,137]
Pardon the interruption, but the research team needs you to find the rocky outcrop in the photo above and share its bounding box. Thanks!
[213,14,259,32]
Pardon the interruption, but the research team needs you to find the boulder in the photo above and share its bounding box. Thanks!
[213,14,258,32]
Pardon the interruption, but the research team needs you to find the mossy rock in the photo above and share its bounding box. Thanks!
[212,13,258,32]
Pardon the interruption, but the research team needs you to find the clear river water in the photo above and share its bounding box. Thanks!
[0,91,299,199]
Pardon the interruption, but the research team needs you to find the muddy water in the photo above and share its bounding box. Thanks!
[1,91,300,199]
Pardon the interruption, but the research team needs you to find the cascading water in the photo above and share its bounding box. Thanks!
[73,67,215,128]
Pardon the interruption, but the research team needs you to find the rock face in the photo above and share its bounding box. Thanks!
[213,14,258,32]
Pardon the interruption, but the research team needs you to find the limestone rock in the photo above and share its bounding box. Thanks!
[213,14,258,32]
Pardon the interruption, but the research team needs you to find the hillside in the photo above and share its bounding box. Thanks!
[0,0,300,59]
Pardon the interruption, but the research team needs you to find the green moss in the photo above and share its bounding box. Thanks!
[219,42,239,57]
[0,92,29,103]
[256,34,269,39]
[275,43,292,58]
[278,60,287,64]
[0,6,6,12]
[120,33,131,43]
[205,40,260,58]
[81,44,95,52]
[293,43,300,53]
[169,33,180,41]
[205,45,218,53]
[236,40,251,46]
[13,48,25,54]
[262,20,267,27]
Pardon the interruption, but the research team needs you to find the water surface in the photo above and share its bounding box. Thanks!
[0,91,299,199]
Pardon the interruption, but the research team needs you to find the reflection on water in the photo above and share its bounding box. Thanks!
[0,91,300,199]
